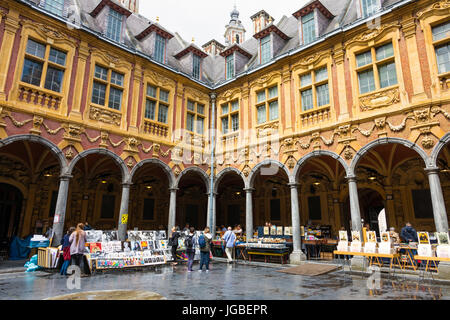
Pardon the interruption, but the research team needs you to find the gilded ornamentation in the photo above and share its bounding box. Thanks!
[145,70,174,88]
[286,156,296,170]
[100,131,109,148]
[173,165,181,177]
[89,106,122,126]
[63,124,83,142]
[30,116,44,134]
[344,23,401,49]
[124,137,139,153]
[417,0,450,19]
[153,143,161,157]
[42,122,64,135]
[295,51,330,68]
[127,158,135,168]
[3,112,33,128]
[65,146,75,160]
[421,136,435,149]
[359,87,400,111]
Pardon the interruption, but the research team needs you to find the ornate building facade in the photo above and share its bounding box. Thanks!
[0,0,449,263]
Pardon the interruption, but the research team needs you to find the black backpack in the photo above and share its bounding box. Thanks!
[185,235,194,249]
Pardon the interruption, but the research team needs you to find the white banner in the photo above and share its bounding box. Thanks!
[378,209,387,234]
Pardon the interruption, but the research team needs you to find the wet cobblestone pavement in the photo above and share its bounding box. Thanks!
[0,262,449,300]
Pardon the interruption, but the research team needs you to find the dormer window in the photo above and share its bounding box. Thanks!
[43,0,65,16]
[193,54,201,79]
[106,8,123,42]
[302,12,316,44]
[154,34,166,63]
[260,35,271,64]
[361,0,380,18]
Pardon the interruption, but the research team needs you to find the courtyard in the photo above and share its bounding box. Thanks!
[0,261,448,300]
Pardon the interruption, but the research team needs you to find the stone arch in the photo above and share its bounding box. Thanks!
[293,150,349,183]
[130,158,176,189]
[67,148,130,184]
[0,134,68,175]
[175,166,210,193]
[349,137,431,176]
[431,132,450,168]
[214,167,247,194]
[247,159,291,189]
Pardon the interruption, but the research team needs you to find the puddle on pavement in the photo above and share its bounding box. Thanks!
[45,290,166,300]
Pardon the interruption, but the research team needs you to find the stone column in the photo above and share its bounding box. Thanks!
[118,183,131,241]
[347,176,362,233]
[347,175,366,271]
[52,176,72,246]
[168,188,178,237]
[425,167,449,233]
[207,192,217,237]
[289,183,307,264]
[244,188,254,240]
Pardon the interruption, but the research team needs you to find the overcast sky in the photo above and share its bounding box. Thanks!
[139,0,308,46]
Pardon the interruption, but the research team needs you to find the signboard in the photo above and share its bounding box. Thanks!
[378,208,387,234]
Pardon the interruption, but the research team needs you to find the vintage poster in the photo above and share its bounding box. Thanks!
[351,231,361,242]
[276,226,283,236]
[263,227,269,235]
[380,232,390,243]
[339,231,348,242]
[436,232,450,245]
[418,232,430,245]
[367,231,377,243]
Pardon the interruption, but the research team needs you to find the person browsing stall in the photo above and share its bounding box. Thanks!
[222,227,236,263]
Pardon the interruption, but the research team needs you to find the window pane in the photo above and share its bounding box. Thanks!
[158,104,168,124]
[186,113,194,131]
[45,0,65,16]
[49,48,67,66]
[300,73,312,87]
[315,67,328,82]
[197,104,205,115]
[221,104,229,115]
[108,87,122,110]
[362,0,379,17]
[231,114,239,132]
[261,35,271,64]
[145,99,156,120]
[196,117,204,134]
[376,43,394,61]
[187,100,195,111]
[257,90,266,103]
[154,34,166,63]
[147,85,157,98]
[257,105,266,124]
[432,21,450,42]
[106,9,123,42]
[110,71,123,86]
[226,54,234,79]
[26,39,46,59]
[302,12,316,44]
[378,62,398,88]
[268,86,278,99]
[193,54,201,79]
[358,69,375,94]
[231,100,239,112]
[222,117,229,134]
[436,44,450,74]
[316,83,330,107]
[269,100,278,121]
[95,65,108,81]
[21,59,43,86]
[356,51,372,67]
[44,66,64,92]
[160,89,169,103]
[301,89,313,111]
[91,81,106,105]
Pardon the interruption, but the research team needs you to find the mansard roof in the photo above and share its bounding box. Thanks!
[19,0,409,88]
[253,24,291,41]
[292,0,335,19]
[219,44,253,59]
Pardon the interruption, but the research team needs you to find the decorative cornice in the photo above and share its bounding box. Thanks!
[359,87,401,111]
[344,23,401,49]
[91,0,132,18]
[135,23,174,41]
[253,24,290,41]
[89,106,122,126]
[417,0,450,20]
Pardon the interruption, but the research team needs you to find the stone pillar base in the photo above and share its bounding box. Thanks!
[436,262,450,280]
[351,256,367,272]
[289,251,307,265]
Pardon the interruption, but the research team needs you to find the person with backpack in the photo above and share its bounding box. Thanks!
[185,226,197,272]
[198,227,212,272]
[169,226,181,266]
[223,226,236,263]
[60,227,75,275]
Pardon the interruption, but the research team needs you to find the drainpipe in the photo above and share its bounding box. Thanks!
[208,93,217,232]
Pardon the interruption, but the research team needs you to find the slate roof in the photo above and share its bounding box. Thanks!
[18,0,410,88]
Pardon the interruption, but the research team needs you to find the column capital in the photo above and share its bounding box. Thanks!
[210,92,217,101]
[346,175,357,182]
[243,187,255,193]
[288,183,300,188]
[169,187,179,192]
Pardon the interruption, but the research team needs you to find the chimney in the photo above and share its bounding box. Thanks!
[250,10,274,34]
[117,0,139,13]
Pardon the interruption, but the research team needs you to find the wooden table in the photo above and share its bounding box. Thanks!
[247,247,290,264]
[414,256,450,272]
[396,246,418,271]
[333,251,403,271]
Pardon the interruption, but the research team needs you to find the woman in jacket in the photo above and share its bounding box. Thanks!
[69,223,87,275]
[60,227,75,275]
[169,226,180,266]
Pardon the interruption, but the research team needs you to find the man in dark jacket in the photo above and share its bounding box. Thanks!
[400,223,418,243]
[169,227,180,266]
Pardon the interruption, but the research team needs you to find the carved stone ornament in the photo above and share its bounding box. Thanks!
[242,165,251,177]
[173,165,181,177]
[256,122,279,138]
[345,23,401,49]
[127,158,135,168]
[124,137,139,153]
[417,0,450,19]
[374,117,387,129]
[30,115,44,134]
[89,106,122,126]
[359,87,400,111]
[344,147,353,160]
[65,146,75,160]
[63,123,83,142]
[421,136,435,150]
[286,156,296,170]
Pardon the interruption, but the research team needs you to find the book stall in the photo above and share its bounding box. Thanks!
[334,229,450,274]
[244,226,293,264]
[302,225,336,260]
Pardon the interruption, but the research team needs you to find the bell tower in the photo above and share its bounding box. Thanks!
[224,5,246,46]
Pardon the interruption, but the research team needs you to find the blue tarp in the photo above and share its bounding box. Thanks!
[9,236,32,260]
